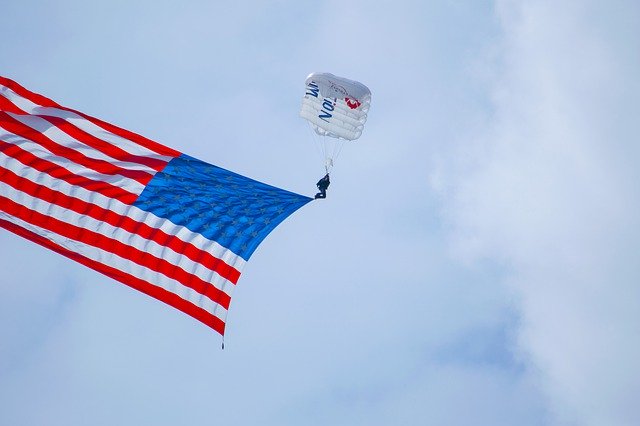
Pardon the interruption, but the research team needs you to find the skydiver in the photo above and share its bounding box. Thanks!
[314,173,330,199]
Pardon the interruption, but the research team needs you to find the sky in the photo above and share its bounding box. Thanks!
[1,1,639,425]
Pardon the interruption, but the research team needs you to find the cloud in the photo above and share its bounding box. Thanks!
[439,1,640,424]
[10,1,636,424]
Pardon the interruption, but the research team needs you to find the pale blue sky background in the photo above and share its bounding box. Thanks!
[1,1,639,425]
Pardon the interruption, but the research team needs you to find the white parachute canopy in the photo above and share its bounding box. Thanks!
[300,72,371,140]
[300,72,371,171]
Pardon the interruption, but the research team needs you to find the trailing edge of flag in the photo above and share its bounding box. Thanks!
[0,76,312,336]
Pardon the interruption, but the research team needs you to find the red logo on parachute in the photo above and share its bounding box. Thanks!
[345,97,361,109]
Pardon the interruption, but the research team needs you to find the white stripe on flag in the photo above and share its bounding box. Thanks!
[0,150,246,271]
[0,128,147,194]
[0,211,230,323]
[2,182,236,298]
[7,111,161,173]
[0,85,174,162]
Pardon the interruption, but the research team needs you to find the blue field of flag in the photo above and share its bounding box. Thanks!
[134,155,312,260]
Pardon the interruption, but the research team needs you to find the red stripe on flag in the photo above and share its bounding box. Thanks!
[0,217,226,334]
[43,115,169,171]
[0,138,138,203]
[0,76,180,158]
[0,94,24,114]
[0,195,232,309]
[0,111,155,185]
[0,166,241,284]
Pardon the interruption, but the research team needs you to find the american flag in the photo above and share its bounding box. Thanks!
[0,76,311,336]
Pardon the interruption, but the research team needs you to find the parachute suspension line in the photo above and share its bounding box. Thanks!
[323,133,334,173]
[321,134,328,170]
[307,123,328,173]
[316,131,333,174]
[331,139,347,169]
[322,135,344,174]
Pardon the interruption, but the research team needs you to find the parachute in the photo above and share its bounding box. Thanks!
[300,72,371,173]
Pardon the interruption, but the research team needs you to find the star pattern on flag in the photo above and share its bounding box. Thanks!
[134,155,311,260]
